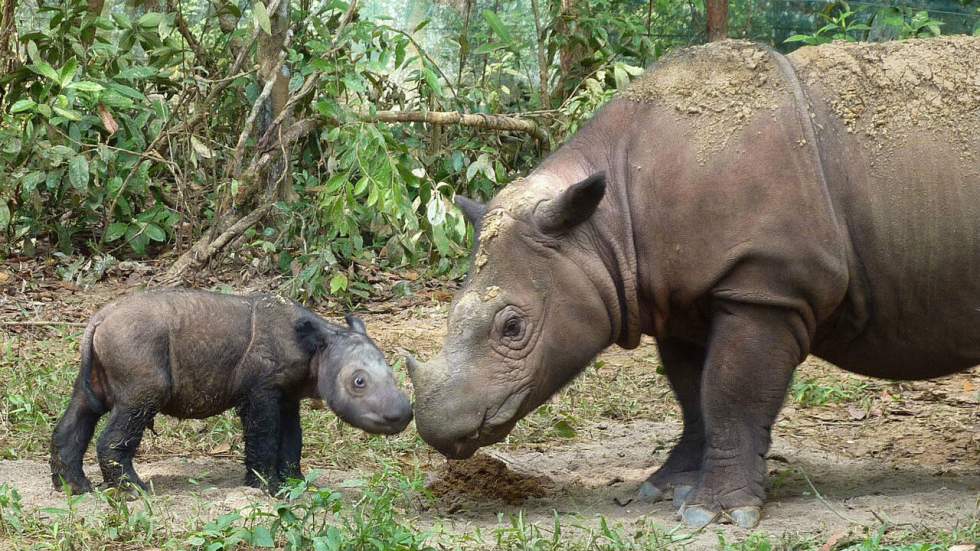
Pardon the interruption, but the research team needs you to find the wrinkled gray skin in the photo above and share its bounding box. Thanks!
[51,290,412,495]
[409,38,980,529]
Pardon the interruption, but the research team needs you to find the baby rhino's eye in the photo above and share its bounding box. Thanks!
[353,375,366,388]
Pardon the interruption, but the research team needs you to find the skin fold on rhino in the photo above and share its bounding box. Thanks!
[50,289,412,495]
[408,37,980,528]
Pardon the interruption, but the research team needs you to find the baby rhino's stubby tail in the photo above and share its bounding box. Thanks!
[49,313,109,493]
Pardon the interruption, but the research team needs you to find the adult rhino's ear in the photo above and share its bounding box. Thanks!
[296,319,326,355]
[454,195,488,229]
[345,314,367,335]
[534,172,606,234]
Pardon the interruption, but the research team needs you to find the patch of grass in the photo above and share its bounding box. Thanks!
[717,518,980,551]
[790,375,873,408]
[506,355,674,447]
[445,511,694,550]
[0,333,80,458]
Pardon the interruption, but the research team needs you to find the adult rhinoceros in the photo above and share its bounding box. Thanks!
[407,37,980,528]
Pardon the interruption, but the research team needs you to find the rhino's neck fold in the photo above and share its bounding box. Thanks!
[536,148,643,350]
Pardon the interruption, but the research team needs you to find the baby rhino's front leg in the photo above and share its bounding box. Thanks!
[237,388,283,493]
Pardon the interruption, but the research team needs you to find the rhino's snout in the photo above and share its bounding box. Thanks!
[409,354,527,458]
[353,390,413,435]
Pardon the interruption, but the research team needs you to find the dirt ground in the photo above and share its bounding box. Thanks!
[1,264,978,548]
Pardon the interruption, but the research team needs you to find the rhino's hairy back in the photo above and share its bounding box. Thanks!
[553,37,980,378]
[93,290,308,417]
[788,36,979,160]
[785,38,980,376]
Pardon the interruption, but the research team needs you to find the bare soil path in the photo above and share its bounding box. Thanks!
[1,265,977,548]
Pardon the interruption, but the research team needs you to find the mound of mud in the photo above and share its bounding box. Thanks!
[426,453,552,510]
[789,36,979,157]
[621,40,785,164]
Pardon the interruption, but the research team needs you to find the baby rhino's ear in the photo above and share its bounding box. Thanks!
[295,319,325,355]
[345,314,368,335]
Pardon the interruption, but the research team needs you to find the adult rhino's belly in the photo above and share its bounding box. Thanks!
[815,323,980,380]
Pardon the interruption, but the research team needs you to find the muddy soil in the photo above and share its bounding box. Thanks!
[1,270,978,548]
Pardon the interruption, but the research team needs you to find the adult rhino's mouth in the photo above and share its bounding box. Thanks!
[438,387,532,460]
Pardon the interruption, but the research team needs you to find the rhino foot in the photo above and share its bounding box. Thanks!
[672,484,694,507]
[680,504,719,528]
[637,481,666,502]
[680,504,761,529]
[729,507,761,529]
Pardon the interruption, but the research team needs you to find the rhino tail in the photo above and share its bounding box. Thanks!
[79,316,108,415]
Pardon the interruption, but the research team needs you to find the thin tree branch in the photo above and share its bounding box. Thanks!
[347,110,548,142]
[167,0,211,67]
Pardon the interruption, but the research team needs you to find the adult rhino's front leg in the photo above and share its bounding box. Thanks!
[680,301,803,529]
[639,338,706,505]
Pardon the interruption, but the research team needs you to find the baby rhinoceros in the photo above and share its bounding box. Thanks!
[50,289,413,494]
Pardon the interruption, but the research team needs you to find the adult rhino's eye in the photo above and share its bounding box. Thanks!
[492,305,532,356]
[353,375,366,388]
[503,316,523,338]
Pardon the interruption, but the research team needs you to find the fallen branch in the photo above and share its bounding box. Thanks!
[0,320,87,327]
[160,203,275,285]
[163,118,319,284]
[351,110,548,143]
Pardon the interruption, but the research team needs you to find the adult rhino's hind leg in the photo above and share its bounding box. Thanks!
[96,405,157,491]
[638,339,705,506]
[680,302,802,529]
[50,382,105,493]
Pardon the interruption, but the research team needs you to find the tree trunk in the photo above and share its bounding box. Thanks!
[257,0,294,202]
[706,0,728,41]
[554,0,586,103]
[456,0,473,86]
[529,0,550,109]
[0,0,17,77]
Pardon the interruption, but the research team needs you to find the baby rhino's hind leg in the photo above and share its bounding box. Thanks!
[50,381,105,493]
[96,405,158,491]
[94,335,171,492]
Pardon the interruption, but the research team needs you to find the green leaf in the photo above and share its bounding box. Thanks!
[482,10,512,43]
[329,273,348,294]
[106,82,147,100]
[552,419,577,438]
[613,64,629,90]
[144,223,166,242]
[253,2,272,35]
[26,41,41,65]
[138,12,163,28]
[66,81,104,93]
[59,59,78,88]
[68,155,89,192]
[10,99,36,113]
[473,42,506,55]
[0,201,10,230]
[251,526,274,547]
[422,67,443,98]
[105,222,128,242]
[52,106,82,121]
[30,61,62,85]
[115,66,158,80]
[112,12,132,30]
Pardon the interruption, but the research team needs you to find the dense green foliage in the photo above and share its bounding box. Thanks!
[1,0,977,300]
